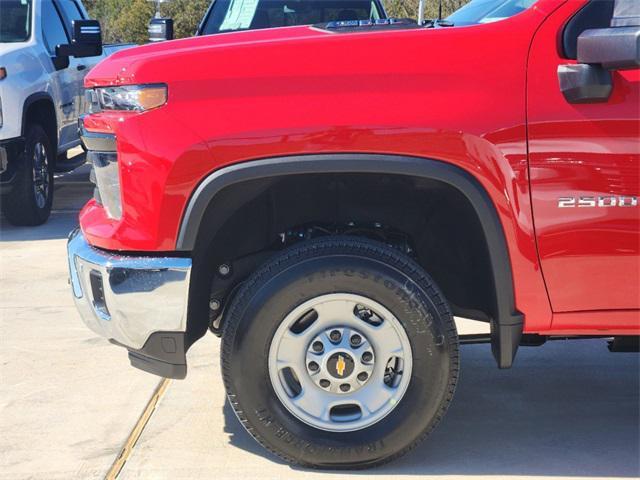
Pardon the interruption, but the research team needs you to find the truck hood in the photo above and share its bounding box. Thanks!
[86,25,330,87]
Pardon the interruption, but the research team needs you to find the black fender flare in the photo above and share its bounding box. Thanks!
[22,92,56,137]
[177,154,524,367]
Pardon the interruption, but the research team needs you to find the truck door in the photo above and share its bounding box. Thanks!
[54,0,99,129]
[41,0,77,151]
[527,0,639,313]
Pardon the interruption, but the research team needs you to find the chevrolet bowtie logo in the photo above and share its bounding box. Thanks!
[336,355,346,377]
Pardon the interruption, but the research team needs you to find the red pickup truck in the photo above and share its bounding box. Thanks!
[67,0,639,469]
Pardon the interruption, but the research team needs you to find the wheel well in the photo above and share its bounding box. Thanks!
[23,97,57,156]
[183,154,523,368]
[189,174,495,335]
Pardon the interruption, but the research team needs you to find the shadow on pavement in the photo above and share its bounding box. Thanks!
[223,400,287,465]
[223,340,640,477]
[0,212,80,242]
[0,166,92,242]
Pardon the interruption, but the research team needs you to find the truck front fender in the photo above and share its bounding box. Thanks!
[177,153,524,368]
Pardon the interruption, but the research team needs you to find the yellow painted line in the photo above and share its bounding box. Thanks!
[105,378,172,480]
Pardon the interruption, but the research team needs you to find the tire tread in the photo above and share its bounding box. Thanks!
[1,123,54,226]
[221,236,459,469]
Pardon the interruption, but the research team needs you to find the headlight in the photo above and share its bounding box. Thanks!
[93,84,167,112]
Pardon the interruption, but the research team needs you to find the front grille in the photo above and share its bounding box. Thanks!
[88,151,121,219]
[79,116,121,219]
[88,166,102,204]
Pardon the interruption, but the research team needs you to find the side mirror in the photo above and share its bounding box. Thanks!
[51,55,70,70]
[56,19,103,58]
[559,25,639,104]
[558,0,639,103]
[149,18,174,42]
[577,26,640,70]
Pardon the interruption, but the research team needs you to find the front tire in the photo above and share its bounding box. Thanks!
[1,124,54,226]
[221,236,459,469]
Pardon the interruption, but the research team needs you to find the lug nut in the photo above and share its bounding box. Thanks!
[308,361,319,372]
[350,334,362,347]
[362,351,373,363]
[340,384,351,392]
[312,341,324,353]
[319,379,330,388]
[357,372,368,381]
[329,330,342,342]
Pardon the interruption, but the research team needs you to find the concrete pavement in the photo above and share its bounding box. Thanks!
[1,165,638,479]
[119,336,640,480]
[0,165,159,479]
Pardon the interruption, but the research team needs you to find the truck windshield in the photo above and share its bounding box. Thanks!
[0,0,32,42]
[446,0,537,25]
[200,0,383,35]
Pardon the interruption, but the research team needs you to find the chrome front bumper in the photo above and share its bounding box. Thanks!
[67,228,192,353]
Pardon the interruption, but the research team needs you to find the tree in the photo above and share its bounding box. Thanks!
[84,0,126,43]
[385,0,465,19]
[85,0,151,43]
[85,0,208,43]
[113,0,156,44]
[161,0,210,39]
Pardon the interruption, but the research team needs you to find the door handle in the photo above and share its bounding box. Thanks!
[77,64,87,71]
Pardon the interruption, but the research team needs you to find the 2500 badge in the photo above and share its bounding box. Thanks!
[558,196,638,208]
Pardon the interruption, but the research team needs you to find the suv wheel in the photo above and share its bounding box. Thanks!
[221,236,459,469]
[2,124,54,226]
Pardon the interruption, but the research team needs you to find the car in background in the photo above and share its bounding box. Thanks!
[0,0,130,226]
[196,0,387,35]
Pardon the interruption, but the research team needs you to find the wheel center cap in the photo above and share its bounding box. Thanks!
[327,352,355,379]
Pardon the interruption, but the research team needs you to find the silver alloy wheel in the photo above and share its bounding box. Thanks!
[32,142,49,209]
[268,293,413,432]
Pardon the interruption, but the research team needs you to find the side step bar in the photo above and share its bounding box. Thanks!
[461,334,640,352]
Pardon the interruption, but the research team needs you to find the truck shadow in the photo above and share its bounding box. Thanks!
[0,210,80,242]
[0,165,92,242]
[223,400,287,465]
[224,340,640,477]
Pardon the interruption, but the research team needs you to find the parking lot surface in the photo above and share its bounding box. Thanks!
[1,166,638,480]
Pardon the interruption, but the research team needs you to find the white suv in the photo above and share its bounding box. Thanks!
[0,0,128,225]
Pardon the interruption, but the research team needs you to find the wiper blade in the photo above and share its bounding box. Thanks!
[435,19,454,27]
